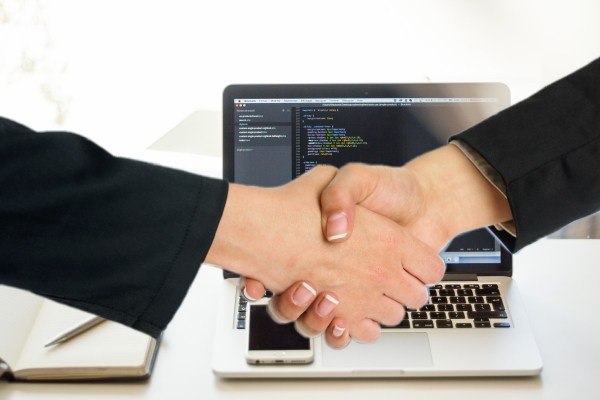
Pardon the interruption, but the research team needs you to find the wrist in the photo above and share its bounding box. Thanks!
[405,144,512,241]
[205,183,269,278]
[205,177,335,293]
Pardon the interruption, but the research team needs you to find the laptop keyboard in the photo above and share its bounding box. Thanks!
[382,282,511,329]
[234,283,510,330]
[234,289,274,329]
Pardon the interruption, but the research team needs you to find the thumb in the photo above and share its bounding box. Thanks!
[320,164,379,242]
[241,277,267,301]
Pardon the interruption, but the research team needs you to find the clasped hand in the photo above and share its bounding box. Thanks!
[209,144,512,348]
[220,162,449,349]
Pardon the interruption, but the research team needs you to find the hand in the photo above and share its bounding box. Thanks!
[241,279,351,348]
[206,165,445,343]
[320,145,513,250]
[250,145,512,346]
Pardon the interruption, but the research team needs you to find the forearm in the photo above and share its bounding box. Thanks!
[205,183,297,290]
[0,116,227,337]
[451,57,600,251]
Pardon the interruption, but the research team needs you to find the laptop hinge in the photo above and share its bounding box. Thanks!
[442,273,478,282]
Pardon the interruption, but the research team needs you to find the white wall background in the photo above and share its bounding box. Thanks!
[1,0,599,155]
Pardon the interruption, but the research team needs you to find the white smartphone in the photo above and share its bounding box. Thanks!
[245,303,314,365]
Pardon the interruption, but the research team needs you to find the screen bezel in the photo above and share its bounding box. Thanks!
[222,83,513,276]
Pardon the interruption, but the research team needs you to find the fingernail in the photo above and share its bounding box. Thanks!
[326,212,348,241]
[242,287,259,302]
[332,322,346,338]
[292,282,317,306]
[317,294,339,317]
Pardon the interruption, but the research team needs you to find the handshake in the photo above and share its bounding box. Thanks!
[205,145,512,349]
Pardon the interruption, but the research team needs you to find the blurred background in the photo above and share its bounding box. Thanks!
[1,0,599,237]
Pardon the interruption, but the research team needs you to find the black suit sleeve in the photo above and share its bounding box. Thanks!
[452,57,600,252]
[0,117,228,338]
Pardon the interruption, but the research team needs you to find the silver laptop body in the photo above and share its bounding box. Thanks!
[212,83,542,378]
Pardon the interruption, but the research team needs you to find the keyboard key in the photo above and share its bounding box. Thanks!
[410,312,428,319]
[396,320,411,328]
[486,297,505,310]
[445,284,461,289]
[439,289,455,296]
[382,320,410,329]
[482,284,499,289]
[468,296,485,304]
[486,296,503,304]
[436,319,453,328]
[456,304,472,311]
[413,320,434,328]
[450,296,466,304]
[374,282,510,331]
[463,284,480,289]
[237,320,246,329]
[264,290,274,298]
[476,288,500,296]
[467,311,508,319]
[238,304,247,312]
[437,304,454,311]
[237,313,246,320]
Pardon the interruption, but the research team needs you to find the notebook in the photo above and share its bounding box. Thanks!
[211,83,543,378]
[0,286,159,381]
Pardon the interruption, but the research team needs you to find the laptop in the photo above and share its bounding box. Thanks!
[211,83,543,378]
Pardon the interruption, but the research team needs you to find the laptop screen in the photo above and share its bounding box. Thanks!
[223,83,512,275]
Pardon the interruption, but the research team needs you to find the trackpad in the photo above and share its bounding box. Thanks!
[322,332,433,368]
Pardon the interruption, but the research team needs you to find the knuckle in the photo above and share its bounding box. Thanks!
[342,162,365,175]
[419,286,430,306]
[427,255,446,283]
[313,164,337,176]
[434,256,447,281]
[396,307,407,324]
[418,252,447,284]
[361,327,381,343]
[321,184,349,206]
[385,307,406,327]
[352,320,382,343]
[405,286,429,309]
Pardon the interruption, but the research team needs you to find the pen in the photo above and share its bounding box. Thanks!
[44,316,106,347]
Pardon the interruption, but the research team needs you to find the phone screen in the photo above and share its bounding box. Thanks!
[248,305,310,350]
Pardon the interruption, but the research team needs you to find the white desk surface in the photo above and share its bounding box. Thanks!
[2,0,600,398]
[2,152,600,400]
